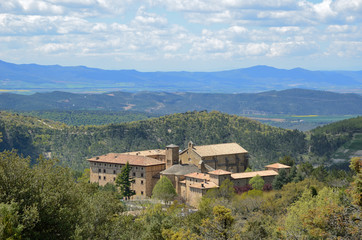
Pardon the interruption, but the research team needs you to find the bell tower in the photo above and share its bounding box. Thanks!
[165,144,179,169]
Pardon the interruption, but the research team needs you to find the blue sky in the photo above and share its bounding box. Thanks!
[0,0,361,71]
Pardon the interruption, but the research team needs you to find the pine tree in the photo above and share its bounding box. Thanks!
[116,162,135,200]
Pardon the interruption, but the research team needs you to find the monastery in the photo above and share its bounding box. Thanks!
[88,142,290,206]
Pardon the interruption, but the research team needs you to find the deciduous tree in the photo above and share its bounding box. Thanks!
[152,176,176,204]
[249,175,264,190]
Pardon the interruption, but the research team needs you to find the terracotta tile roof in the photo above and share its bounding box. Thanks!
[208,169,232,175]
[193,143,248,157]
[231,170,278,179]
[123,149,166,157]
[189,181,219,189]
[265,163,291,169]
[88,153,165,166]
[185,172,210,180]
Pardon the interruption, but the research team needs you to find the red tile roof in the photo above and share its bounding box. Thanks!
[88,153,165,166]
[123,149,165,157]
[265,163,291,169]
[231,170,278,179]
[185,172,210,180]
[193,143,248,157]
[189,181,219,189]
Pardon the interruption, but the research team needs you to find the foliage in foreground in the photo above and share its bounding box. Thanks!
[0,151,361,240]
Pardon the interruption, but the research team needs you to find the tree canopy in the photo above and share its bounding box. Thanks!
[249,175,265,190]
[152,176,176,203]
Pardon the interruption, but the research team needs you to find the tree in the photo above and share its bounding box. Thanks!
[201,205,236,240]
[348,157,362,206]
[116,162,135,200]
[152,176,176,204]
[205,179,235,200]
[249,175,264,191]
[279,155,295,166]
[272,169,287,190]
[284,187,360,239]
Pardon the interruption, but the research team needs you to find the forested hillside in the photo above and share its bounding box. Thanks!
[1,89,361,115]
[309,116,362,168]
[0,111,306,170]
[16,110,158,126]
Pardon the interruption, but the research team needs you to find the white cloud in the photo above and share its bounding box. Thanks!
[0,0,361,70]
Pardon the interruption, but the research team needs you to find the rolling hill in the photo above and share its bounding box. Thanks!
[1,89,362,116]
[0,111,307,170]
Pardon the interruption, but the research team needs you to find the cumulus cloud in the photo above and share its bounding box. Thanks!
[0,0,361,70]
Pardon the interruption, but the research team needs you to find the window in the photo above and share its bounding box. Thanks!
[98,176,101,180]
[141,191,144,195]
[98,169,101,173]
[141,180,144,185]
[133,172,136,177]
[103,176,106,180]
[113,170,116,174]
[103,169,106,173]
[141,173,144,177]
[136,167,138,170]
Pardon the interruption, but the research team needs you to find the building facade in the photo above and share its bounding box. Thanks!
[88,153,165,199]
[179,142,249,173]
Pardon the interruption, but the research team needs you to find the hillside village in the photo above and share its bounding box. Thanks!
[88,141,290,206]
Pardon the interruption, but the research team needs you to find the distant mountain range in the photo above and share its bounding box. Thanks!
[1,60,362,93]
[1,89,361,115]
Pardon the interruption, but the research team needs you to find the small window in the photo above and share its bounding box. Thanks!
[113,170,116,174]
[98,176,101,180]
[136,167,138,170]
[141,191,144,195]
[141,167,143,170]
[133,172,136,177]
[103,176,106,180]
[98,169,101,173]
[141,173,144,177]
[103,169,106,173]
[141,180,144,185]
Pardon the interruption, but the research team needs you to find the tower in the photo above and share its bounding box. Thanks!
[165,144,179,169]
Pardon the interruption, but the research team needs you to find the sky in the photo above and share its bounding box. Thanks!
[0,0,361,71]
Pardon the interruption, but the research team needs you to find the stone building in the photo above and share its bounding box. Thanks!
[179,142,248,173]
[168,165,289,207]
[88,153,165,199]
[89,141,290,207]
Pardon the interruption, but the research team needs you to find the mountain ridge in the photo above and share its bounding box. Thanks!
[1,60,361,93]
